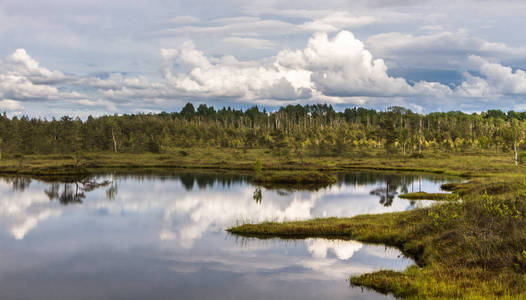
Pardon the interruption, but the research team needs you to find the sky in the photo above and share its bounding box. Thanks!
[1,0,526,117]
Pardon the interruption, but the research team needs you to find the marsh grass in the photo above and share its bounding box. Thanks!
[399,192,459,201]
[1,148,525,178]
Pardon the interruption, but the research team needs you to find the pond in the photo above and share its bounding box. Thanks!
[0,170,458,299]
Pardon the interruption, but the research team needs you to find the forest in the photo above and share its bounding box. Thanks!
[1,103,526,160]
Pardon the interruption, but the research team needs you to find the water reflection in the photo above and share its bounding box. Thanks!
[3,177,32,192]
[0,171,455,242]
[0,171,455,300]
[253,186,262,204]
[44,180,115,205]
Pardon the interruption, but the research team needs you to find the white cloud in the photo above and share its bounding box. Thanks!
[0,74,61,100]
[457,55,526,97]
[0,99,23,111]
[160,41,312,101]
[305,238,363,260]
[153,31,453,104]
[278,31,418,97]
[6,49,67,84]
[0,49,85,105]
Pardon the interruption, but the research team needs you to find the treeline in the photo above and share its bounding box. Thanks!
[1,103,526,159]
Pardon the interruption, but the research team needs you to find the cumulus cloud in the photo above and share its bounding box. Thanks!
[5,49,67,84]
[155,31,452,103]
[0,74,61,100]
[457,55,526,97]
[154,30,526,105]
[0,49,85,105]
[278,31,420,97]
[160,41,312,101]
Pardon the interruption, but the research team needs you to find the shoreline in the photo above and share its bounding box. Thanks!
[0,150,520,178]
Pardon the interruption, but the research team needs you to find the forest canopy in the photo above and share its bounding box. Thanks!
[1,103,526,159]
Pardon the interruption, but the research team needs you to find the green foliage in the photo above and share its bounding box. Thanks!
[427,203,460,229]
[0,104,525,164]
[481,192,522,219]
[253,160,263,173]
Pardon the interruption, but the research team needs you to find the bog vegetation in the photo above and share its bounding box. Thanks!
[1,103,526,163]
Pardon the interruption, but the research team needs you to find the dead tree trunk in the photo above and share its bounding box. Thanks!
[111,128,118,153]
[418,119,423,155]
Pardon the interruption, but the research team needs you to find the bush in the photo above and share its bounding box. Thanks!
[253,160,263,173]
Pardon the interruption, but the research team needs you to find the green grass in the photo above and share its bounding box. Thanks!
[399,192,460,201]
[228,178,526,299]
[1,148,526,178]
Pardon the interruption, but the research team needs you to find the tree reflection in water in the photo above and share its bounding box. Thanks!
[249,173,429,207]
[369,179,398,207]
[1,177,32,192]
[253,186,262,204]
[40,177,116,204]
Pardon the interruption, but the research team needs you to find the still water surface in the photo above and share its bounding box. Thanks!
[0,171,456,299]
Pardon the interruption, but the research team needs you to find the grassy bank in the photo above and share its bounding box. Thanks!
[228,179,526,298]
[0,148,524,177]
[399,192,460,201]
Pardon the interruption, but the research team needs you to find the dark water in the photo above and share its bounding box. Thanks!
[0,171,457,300]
